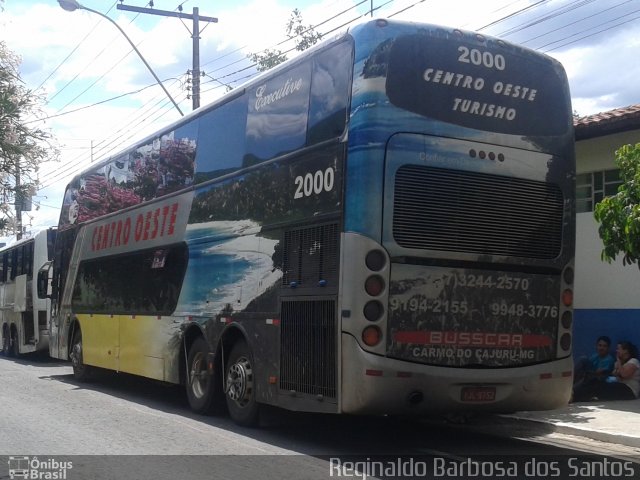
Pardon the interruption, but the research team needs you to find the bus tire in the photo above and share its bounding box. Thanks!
[1,327,10,356]
[9,327,19,357]
[225,340,259,427]
[186,337,220,414]
[70,328,93,381]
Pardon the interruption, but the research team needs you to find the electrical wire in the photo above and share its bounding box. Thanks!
[35,0,640,191]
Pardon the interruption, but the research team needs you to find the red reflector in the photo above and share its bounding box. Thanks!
[562,289,573,306]
[365,275,385,296]
[365,369,383,377]
[539,373,553,380]
[362,325,382,346]
[269,376,277,384]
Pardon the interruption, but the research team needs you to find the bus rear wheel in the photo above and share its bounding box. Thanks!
[70,328,93,381]
[186,337,220,414]
[1,327,10,356]
[9,327,19,357]
[225,340,259,427]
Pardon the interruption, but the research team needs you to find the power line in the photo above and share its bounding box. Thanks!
[45,1,141,106]
[39,79,185,189]
[36,0,640,192]
[519,0,636,47]
[27,82,163,124]
[541,10,640,52]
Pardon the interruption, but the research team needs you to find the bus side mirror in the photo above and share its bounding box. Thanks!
[37,262,52,299]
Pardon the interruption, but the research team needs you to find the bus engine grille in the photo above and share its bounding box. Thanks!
[392,165,564,259]
[282,223,339,288]
[280,299,337,399]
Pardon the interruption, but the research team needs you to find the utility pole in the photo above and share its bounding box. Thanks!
[117,3,218,110]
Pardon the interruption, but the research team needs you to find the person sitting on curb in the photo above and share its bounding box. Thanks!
[573,340,640,402]
[573,335,615,388]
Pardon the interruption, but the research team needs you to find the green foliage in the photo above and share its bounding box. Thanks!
[0,40,58,235]
[248,9,322,72]
[248,49,288,73]
[286,9,323,52]
[594,143,640,267]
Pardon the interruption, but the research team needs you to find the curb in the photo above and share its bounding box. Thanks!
[501,415,640,449]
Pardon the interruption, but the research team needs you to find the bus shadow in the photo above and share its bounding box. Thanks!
[1,351,68,368]
[41,369,574,458]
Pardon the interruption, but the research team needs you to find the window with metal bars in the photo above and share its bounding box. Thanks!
[282,223,339,288]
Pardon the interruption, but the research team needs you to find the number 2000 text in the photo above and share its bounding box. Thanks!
[294,168,335,199]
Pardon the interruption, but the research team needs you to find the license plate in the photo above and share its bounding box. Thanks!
[461,386,496,402]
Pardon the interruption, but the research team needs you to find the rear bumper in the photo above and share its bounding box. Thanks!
[340,333,572,415]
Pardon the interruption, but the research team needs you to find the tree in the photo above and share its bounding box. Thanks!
[594,143,640,266]
[0,39,58,236]
[248,9,323,72]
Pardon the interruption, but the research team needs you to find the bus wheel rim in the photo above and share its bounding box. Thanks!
[227,357,252,406]
[70,340,82,368]
[189,352,207,399]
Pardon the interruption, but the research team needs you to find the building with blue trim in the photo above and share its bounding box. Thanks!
[574,104,640,357]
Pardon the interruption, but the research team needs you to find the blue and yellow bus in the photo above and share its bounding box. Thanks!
[42,19,575,425]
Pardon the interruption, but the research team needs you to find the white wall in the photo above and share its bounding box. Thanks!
[575,212,640,309]
[576,130,639,173]
[575,129,640,309]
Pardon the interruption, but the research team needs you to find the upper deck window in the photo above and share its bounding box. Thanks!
[245,62,312,162]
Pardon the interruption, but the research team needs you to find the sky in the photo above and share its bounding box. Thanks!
[1,0,639,242]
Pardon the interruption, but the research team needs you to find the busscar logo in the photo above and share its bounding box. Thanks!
[7,456,73,480]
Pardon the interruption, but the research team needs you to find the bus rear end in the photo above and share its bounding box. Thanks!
[339,20,575,415]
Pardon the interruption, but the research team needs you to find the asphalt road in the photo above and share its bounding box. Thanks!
[1,354,636,480]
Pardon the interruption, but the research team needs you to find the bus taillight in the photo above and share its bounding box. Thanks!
[365,275,385,296]
[563,266,574,284]
[363,300,384,322]
[562,289,573,306]
[362,326,382,347]
[365,250,386,271]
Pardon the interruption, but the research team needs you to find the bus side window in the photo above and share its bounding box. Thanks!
[7,249,14,281]
[307,39,352,145]
[245,61,311,162]
[72,243,188,316]
[0,253,5,284]
[25,243,34,278]
[15,246,24,277]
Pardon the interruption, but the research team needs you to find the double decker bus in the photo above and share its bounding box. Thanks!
[1,228,56,356]
[41,19,575,425]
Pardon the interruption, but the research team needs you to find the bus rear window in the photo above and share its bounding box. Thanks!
[385,33,570,136]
